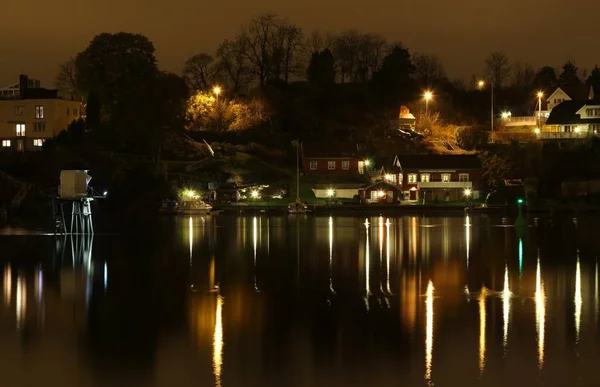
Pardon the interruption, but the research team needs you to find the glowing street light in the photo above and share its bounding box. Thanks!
[534,127,541,135]
[501,111,512,119]
[537,91,544,130]
[478,79,495,135]
[213,86,221,103]
[424,90,433,116]
[464,188,472,204]
[478,80,485,89]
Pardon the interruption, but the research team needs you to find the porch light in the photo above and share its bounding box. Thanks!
[534,128,541,134]
[327,188,335,197]
[464,188,472,197]
[364,159,370,167]
[501,111,511,119]
[251,190,260,199]
[377,190,385,197]
[574,127,580,133]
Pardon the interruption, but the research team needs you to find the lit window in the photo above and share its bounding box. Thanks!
[35,105,44,119]
[341,160,350,170]
[328,161,336,170]
[16,124,25,136]
[2,140,11,147]
[420,173,430,182]
[442,173,451,182]
[309,160,318,170]
[408,174,417,183]
[33,139,45,147]
[385,174,397,183]
[459,173,469,182]
[34,122,46,132]
[14,106,24,116]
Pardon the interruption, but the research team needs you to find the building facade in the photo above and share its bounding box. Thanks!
[0,75,82,151]
[301,142,366,175]
[542,100,600,139]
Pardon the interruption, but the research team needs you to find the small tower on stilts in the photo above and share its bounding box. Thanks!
[53,170,104,235]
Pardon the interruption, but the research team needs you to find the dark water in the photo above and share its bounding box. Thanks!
[1,213,599,386]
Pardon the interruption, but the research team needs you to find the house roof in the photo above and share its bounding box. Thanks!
[397,154,481,170]
[545,99,600,125]
[360,180,402,192]
[302,142,360,158]
[548,85,593,102]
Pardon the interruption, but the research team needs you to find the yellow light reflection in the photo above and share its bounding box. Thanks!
[379,216,384,294]
[253,216,258,291]
[329,216,334,294]
[535,258,546,369]
[3,264,11,306]
[502,265,511,353]
[364,219,370,310]
[425,281,434,383]
[35,268,43,303]
[465,215,471,269]
[385,218,391,294]
[188,216,193,267]
[479,288,487,375]
[16,274,26,330]
[213,295,224,387]
[410,216,417,261]
[575,258,582,343]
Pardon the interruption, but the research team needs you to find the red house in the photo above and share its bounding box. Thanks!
[301,142,367,175]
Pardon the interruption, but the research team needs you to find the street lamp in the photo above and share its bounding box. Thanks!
[424,91,433,116]
[213,86,221,103]
[478,79,495,135]
[536,91,544,131]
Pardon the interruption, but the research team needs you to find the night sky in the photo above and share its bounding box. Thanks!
[1,0,597,87]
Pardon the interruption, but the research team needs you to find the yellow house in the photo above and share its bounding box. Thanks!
[0,75,82,151]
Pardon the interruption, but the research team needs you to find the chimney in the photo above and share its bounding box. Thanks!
[19,74,28,99]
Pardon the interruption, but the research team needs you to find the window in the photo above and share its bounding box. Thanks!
[420,173,430,183]
[407,174,417,183]
[309,160,318,170]
[385,174,397,183]
[459,173,469,182]
[35,105,44,119]
[34,122,46,132]
[328,161,336,170]
[74,108,78,116]
[16,124,25,136]
[442,173,451,182]
[341,160,350,170]
[33,139,45,147]
[14,106,24,116]
[2,140,10,147]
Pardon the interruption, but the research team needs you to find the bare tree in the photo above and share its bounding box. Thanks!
[413,53,445,86]
[240,14,283,87]
[215,38,253,94]
[333,30,361,83]
[511,62,535,88]
[484,51,511,89]
[183,53,216,91]
[279,24,304,82]
[54,57,81,101]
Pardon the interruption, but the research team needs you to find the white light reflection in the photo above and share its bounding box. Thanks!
[35,268,43,302]
[465,215,471,269]
[385,218,391,294]
[425,280,434,384]
[379,216,384,294]
[364,219,370,310]
[479,288,487,375]
[575,257,582,343]
[596,260,598,324]
[104,262,108,291]
[518,239,523,277]
[213,295,224,387]
[535,258,546,369]
[16,274,26,330]
[329,216,334,295]
[253,216,258,291]
[188,216,193,267]
[502,265,511,353]
[4,264,11,306]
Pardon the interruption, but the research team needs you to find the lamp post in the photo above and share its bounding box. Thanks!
[424,91,433,116]
[213,86,222,131]
[213,86,221,104]
[478,80,494,136]
[537,91,543,131]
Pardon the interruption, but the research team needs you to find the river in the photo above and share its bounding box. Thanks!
[0,213,598,386]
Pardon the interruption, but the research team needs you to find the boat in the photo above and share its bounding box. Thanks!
[288,140,308,214]
[178,200,213,215]
[288,200,308,214]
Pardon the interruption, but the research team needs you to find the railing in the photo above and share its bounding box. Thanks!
[538,132,591,140]
[502,116,546,126]
[418,181,472,189]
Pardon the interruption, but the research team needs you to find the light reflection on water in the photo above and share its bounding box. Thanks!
[1,214,600,386]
